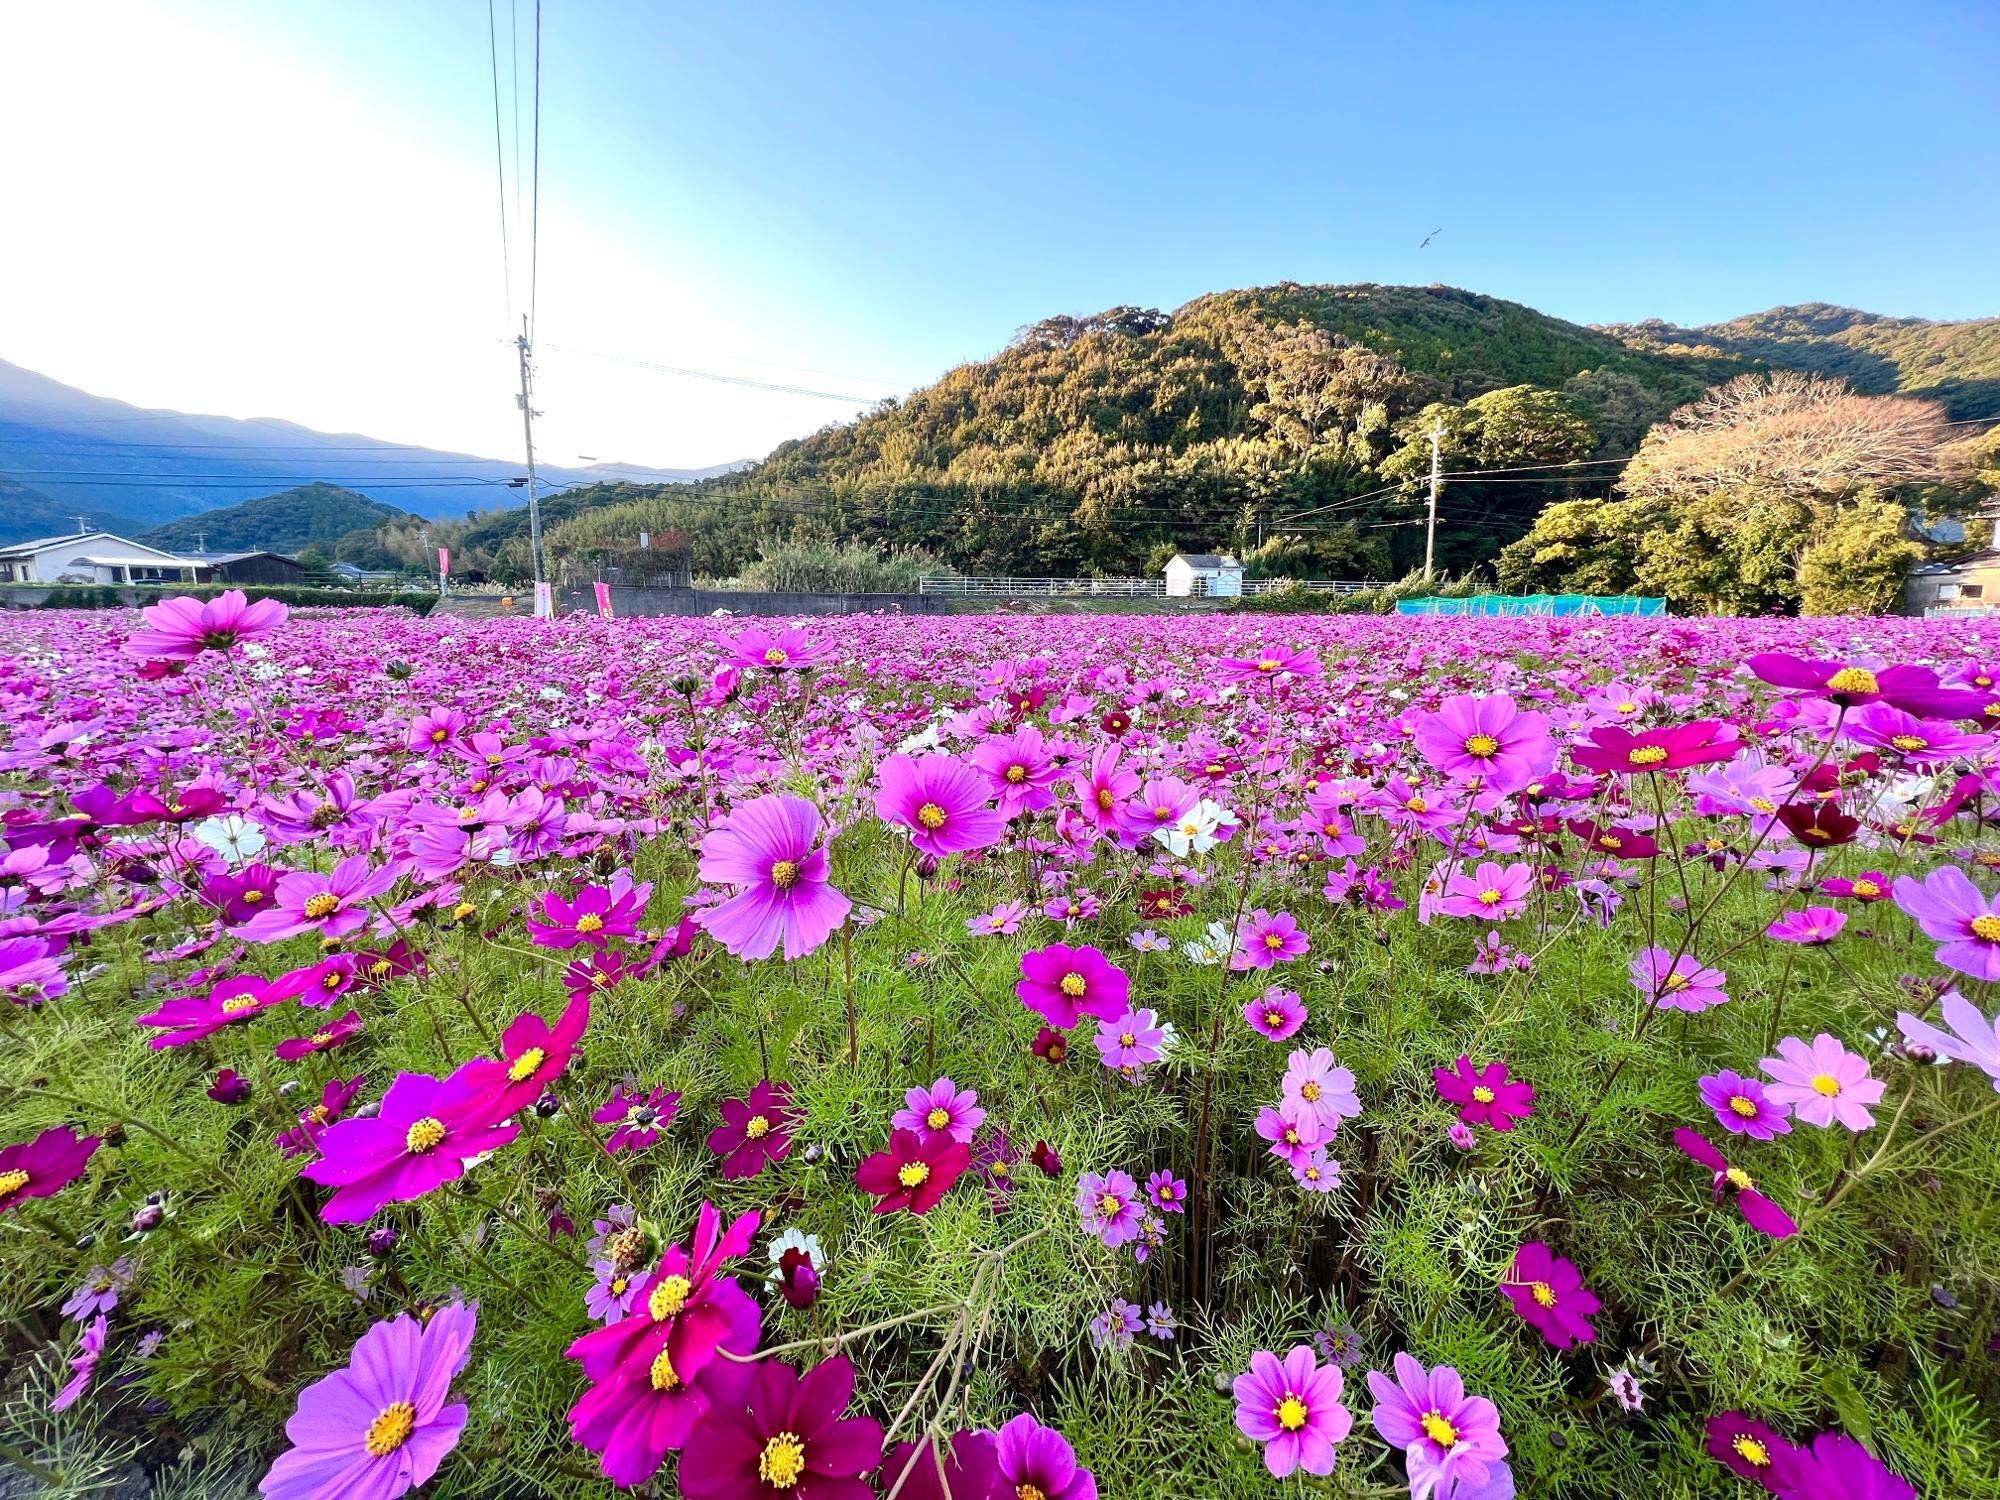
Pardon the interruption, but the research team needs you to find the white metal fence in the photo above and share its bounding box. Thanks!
[916,576,1376,598]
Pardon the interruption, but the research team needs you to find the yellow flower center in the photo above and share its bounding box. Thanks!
[1275,1395,1309,1431]
[243,889,265,903]
[898,1162,931,1189]
[221,994,262,1015]
[1531,1281,1557,1308]
[430,728,448,743]
[916,802,947,830]
[649,1345,681,1391]
[1097,788,1114,809]
[1616,701,1638,713]
[574,913,604,933]
[1732,1435,1771,1468]
[1851,878,1881,897]
[404,1117,447,1152]
[769,860,801,890]
[363,1401,417,1456]
[611,1276,629,1294]
[1628,745,1669,766]
[302,893,340,920]
[1477,887,1503,906]
[1725,1166,1755,1192]
[0,1169,29,1197]
[507,1047,546,1082]
[310,1029,335,1046]
[1826,667,1879,696]
[1663,972,1690,991]
[1059,973,1087,997]
[1463,734,1500,758]
[1265,931,1287,948]
[1097,1192,1121,1216]
[452,902,477,921]
[1005,765,1028,784]
[1973,915,2000,943]
[745,1115,772,1140]
[1300,1081,1322,1103]
[1472,1085,1496,1104]
[1728,1096,1760,1118]
[1263,1009,1286,1029]
[1749,797,1776,813]
[1890,733,1928,752]
[926,1107,952,1130]
[1018,1487,1049,1500]
[763,647,790,665]
[1119,1031,1137,1048]
[1405,797,1428,813]
[758,1432,807,1488]
[648,1274,692,1320]
[1598,834,1622,850]
[1420,1411,1460,1448]
[991,1160,1010,1178]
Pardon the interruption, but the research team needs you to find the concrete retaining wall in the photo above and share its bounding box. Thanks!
[596,587,948,618]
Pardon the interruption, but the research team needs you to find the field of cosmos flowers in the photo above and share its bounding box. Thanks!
[2,594,1999,1500]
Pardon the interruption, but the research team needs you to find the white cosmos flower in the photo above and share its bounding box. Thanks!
[769,1227,825,1270]
[1180,920,1233,966]
[191,814,266,863]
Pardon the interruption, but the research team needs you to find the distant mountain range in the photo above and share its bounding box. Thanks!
[0,358,747,545]
[134,484,415,555]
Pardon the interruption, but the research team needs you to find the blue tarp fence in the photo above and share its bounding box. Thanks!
[1395,594,1667,617]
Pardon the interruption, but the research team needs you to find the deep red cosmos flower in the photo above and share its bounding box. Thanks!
[1571,721,1739,776]
[1776,802,1860,849]
[706,1080,797,1179]
[854,1127,970,1215]
[0,1125,101,1216]
[879,1430,1005,1500]
[678,1355,884,1500]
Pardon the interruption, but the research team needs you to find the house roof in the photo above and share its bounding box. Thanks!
[0,531,201,564]
[186,551,298,565]
[1167,553,1240,569]
[1913,551,2000,576]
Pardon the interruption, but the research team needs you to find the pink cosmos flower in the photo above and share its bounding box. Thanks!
[972,724,1062,819]
[1255,1105,1318,1167]
[1502,1241,1599,1349]
[1891,866,2000,981]
[1820,872,1891,902]
[1366,1352,1509,1500]
[1291,1148,1340,1193]
[875,753,1008,857]
[1075,1169,1144,1248]
[707,1081,798,1177]
[891,1077,986,1144]
[301,1070,520,1223]
[1113,775,1202,847]
[693,794,851,961]
[51,1313,108,1412]
[1016,943,1129,1028]
[994,1413,1097,1500]
[880,1431,1005,1500]
[1698,1071,1791,1140]
[1770,1431,1916,1500]
[728,625,832,670]
[855,1128,970,1215]
[1281,1048,1362,1141]
[1674,1129,1798,1238]
[138,973,289,1049]
[526,872,652,950]
[1220,645,1322,682]
[1630,946,1730,1012]
[1760,1034,1884,1131]
[1766,907,1847,944]
[1845,702,1984,763]
[0,1125,100,1217]
[461,993,590,1120]
[1433,1056,1535,1131]
[1747,654,1985,718]
[273,1009,363,1062]
[1895,991,2000,1092]
[1144,1169,1187,1214]
[258,1301,476,1500]
[1412,693,1554,792]
[237,855,398,943]
[1436,860,1534,920]
[1705,1412,1796,1485]
[1093,1007,1170,1075]
[1233,1345,1353,1477]
[595,1085,682,1154]
[1231,908,1311,969]
[125,589,287,660]
[1072,744,1138,830]
[1244,985,1307,1040]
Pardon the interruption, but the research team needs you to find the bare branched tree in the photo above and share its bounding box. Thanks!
[1618,371,1948,503]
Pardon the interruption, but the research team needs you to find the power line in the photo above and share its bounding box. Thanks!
[529,0,543,341]
[547,344,892,405]
[485,0,513,326]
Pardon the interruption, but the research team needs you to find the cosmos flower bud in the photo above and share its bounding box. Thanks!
[366,1227,400,1257]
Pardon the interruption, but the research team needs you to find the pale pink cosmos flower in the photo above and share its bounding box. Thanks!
[1760,1034,1885,1130]
[1281,1048,1361,1141]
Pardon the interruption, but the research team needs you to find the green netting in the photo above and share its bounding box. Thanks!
[1395,594,1667,617]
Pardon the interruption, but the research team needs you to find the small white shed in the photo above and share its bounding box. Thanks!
[1162,552,1243,598]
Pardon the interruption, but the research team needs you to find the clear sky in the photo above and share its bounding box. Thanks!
[2,0,1994,471]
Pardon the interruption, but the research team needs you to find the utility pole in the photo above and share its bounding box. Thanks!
[1423,418,1442,582]
[515,315,548,615]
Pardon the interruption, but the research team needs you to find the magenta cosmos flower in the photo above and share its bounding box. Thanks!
[1016,943,1129,1028]
[238,855,398,943]
[0,1124,100,1216]
[1630,946,1729,1012]
[1760,1034,1884,1130]
[1699,1070,1791,1139]
[678,1354,883,1500]
[1366,1352,1508,1500]
[1231,908,1311,969]
[1075,1168,1144,1248]
[1746,654,1984,717]
[1891,866,2000,981]
[595,1084,682,1154]
[972,724,1062,819]
[879,1431,1003,1500]
[526,871,652,950]
[126,589,287,660]
[1674,1129,1797,1238]
[1705,1411,1796,1485]
[875,753,1007,857]
[1770,1432,1915,1500]
[258,1301,476,1500]
[1220,645,1321,681]
[994,1412,1097,1500]
[729,625,833,671]
[1436,861,1534,921]
[693,794,852,961]
[1233,1344,1353,1478]
[1571,720,1738,776]
[300,1070,520,1223]
[1845,702,1984,763]
[891,1076,986,1144]
[566,1204,763,1486]
[1282,1047,1362,1141]
[855,1127,970,1215]
[464,992,590,1120]
[1766,907,1847,944]
[1412,693,1554,792]
[1433,1056,1535,1131]
[707,1080,798,1178]
[1501,1242,1599,1349]
[1244,985,1306,1040]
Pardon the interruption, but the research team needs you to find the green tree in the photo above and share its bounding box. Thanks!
[1797,493,1923,616]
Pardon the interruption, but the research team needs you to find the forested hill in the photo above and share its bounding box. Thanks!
[506,283,1997,583]
[137,484,416,554]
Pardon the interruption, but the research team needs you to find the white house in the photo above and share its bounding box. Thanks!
[1162,552,1243,598]
[0,529,207,585]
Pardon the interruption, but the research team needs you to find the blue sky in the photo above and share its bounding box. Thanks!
[2,0,1994,468]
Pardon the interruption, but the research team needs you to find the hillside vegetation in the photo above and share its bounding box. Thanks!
[136,483,416,554]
